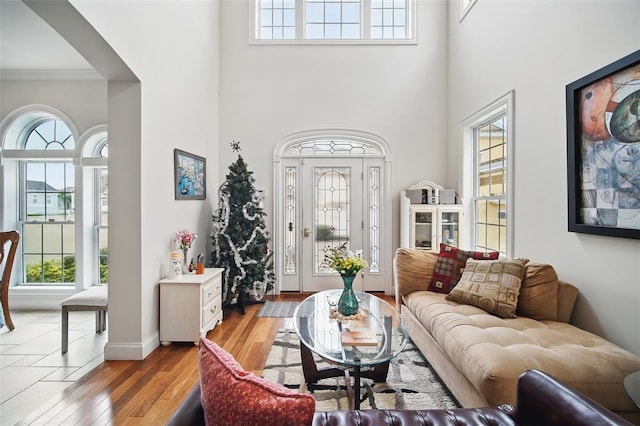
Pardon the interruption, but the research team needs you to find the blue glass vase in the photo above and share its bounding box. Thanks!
[338,275,359,316]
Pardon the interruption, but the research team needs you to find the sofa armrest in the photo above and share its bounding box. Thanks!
[510,370,633,426]
[393,248,438,310]
[166,382,205,426]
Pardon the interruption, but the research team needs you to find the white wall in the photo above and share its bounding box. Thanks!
[219,0,449,254]
[0,80,107,131]
[69,0,220,359]
[448,0,640,355]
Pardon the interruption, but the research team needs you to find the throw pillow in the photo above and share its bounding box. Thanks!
[428,243,499,293]
[516,263,559,321]
[445,258,527,318]
[198,337,316,426]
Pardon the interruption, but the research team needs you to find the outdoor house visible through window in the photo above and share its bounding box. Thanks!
[2,108,108,291]
[474,116,508,256]
[22,120,76,284]
[255,0,415,43]
[461,92,514,258]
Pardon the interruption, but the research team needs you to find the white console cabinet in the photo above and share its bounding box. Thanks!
[159,268,224,345]
[401,190,463,252]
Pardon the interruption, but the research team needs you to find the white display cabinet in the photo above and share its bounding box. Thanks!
[400,190,463,252]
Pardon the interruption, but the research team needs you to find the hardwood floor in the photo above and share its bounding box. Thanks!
[3,292,393,425]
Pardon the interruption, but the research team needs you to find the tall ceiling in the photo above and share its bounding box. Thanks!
[0,0,96,78]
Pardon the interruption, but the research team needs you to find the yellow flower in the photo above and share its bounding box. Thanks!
[326,242,367,276]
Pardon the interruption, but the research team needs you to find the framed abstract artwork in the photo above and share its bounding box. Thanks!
[566,49,640,239]
[174,149,206,200]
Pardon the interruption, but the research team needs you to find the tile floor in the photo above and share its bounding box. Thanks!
[0,310,106,425]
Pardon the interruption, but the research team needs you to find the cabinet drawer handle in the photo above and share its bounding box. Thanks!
[208,292,213,297]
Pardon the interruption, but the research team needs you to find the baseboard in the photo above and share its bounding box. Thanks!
[104,331,160,360]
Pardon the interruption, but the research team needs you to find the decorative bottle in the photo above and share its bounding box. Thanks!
[171,251,182,277]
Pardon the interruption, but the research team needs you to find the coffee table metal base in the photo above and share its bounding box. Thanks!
[299,343,389,410]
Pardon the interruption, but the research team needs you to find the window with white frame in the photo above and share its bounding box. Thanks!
[21,120,76,284]
[255,0,415,42]
[461,92,514,257]
[94,141,109,284]
[1,110,108,289]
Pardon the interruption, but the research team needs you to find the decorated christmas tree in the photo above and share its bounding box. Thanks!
[211,141,275,312]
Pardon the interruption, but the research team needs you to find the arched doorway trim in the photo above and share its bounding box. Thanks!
[273,129,393,294]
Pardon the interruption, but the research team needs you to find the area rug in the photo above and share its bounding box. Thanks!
[262,330,459,411]
[256,301,300,318]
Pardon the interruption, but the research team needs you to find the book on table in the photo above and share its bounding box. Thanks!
[341,330,378,346]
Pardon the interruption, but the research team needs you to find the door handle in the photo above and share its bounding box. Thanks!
[303,227,311,238]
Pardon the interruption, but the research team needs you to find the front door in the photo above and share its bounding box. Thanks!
[275,132,390,294]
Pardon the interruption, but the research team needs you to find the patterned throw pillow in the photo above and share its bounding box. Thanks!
[445,258,528,318]
[428,244,499,293]
[198,338,316,426]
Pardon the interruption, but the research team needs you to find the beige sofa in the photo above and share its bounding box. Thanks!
[393,248,640,423]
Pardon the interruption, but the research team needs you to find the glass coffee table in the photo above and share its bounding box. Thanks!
[293,289,408,409]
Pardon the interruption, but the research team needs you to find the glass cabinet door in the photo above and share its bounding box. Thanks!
[413,211,433,250]
[440,210,460,247]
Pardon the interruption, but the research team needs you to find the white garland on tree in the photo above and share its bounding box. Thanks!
[213,190,271,304]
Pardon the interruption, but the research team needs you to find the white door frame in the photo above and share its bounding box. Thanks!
[273,129,393,295]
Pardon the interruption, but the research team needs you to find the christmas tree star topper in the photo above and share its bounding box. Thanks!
[231,140,241,152]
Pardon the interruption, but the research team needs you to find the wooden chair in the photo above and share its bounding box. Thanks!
[1,231,20,331]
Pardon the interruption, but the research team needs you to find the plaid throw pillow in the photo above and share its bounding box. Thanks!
[428,243,499,293]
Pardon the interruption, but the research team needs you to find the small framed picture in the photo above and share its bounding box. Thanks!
[174,149,206,200]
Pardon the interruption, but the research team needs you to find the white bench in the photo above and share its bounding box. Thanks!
[60,286,108,354]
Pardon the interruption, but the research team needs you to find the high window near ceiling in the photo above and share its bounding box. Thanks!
[1,107,108,292]
[460,92,514,257]
[254,0,415,43]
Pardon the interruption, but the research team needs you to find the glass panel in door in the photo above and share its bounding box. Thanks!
[302,159,363,292]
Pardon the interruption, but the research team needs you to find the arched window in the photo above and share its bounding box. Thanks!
[94,139,109,284]
[1,106,108,292]
[24,119,75,150]
[20,119,77,283]
[80,125,109,285]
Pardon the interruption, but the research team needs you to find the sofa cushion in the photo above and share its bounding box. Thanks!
[428,244,499,293]
[446,258,527,318]
[517,263,558,321]
[403,290,640,412]
[198,337,315,426]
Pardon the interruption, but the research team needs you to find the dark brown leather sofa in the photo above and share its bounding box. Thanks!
[167,369,634,425]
